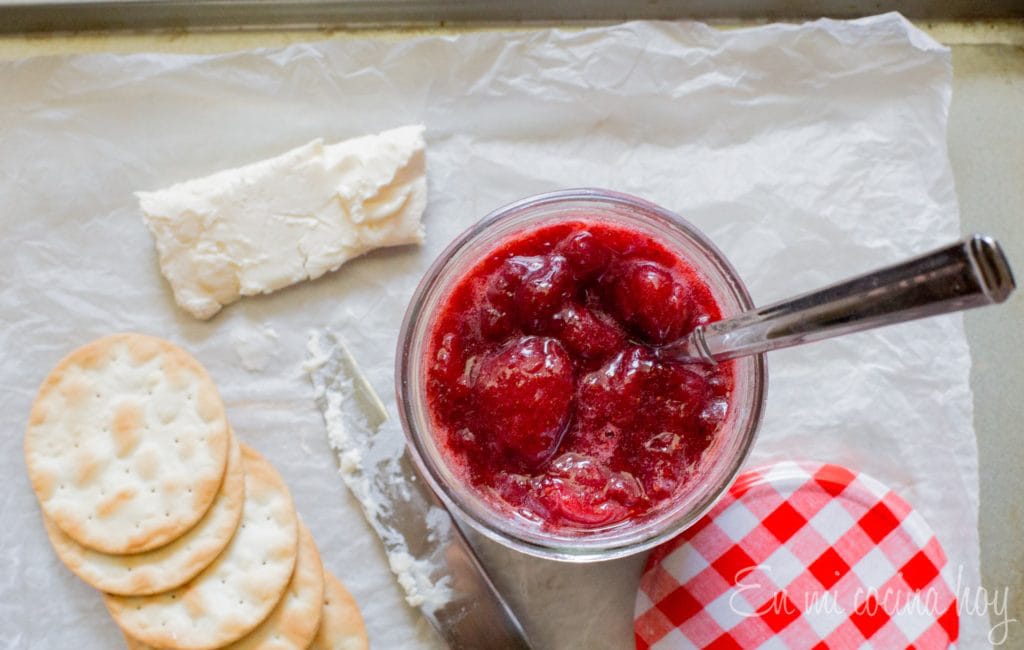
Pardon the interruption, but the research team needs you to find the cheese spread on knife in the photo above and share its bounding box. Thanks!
[138,125,427,319]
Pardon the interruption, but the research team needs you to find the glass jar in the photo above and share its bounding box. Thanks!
[396,188,767,562]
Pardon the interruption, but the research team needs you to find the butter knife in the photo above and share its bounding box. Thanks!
[306,330,533,650]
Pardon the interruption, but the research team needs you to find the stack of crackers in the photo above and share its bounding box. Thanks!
[24,333,367,650]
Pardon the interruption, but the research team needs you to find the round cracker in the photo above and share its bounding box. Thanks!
[43,431,244,596]
[123,521,325,650]
[105,445,298,650]
[309,571,368,650]
[226,520,325,649]
[25,333,230,554]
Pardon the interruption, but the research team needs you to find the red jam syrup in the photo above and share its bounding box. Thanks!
[425,221,733,530]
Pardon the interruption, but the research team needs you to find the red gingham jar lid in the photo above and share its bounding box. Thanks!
[635,461,959,649]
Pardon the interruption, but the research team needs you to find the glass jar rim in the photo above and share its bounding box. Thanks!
[396,188,767,562]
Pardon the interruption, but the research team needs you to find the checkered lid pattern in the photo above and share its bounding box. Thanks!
[635,461,959,649]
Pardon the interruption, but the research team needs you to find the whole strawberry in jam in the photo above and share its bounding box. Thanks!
[550,303,625,360]
[473,336,573,466]
[513,255,575,332]
[558,230,611,280]
[603,259,694,344]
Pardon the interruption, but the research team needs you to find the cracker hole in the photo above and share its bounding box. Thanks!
[150,488,156,494]
[164,512,170,517]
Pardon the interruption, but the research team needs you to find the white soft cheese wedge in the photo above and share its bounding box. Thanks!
[139,125,427,319]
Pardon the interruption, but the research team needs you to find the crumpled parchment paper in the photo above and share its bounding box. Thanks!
[0,13,988,649]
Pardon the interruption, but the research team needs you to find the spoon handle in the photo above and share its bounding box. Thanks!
[665,234,1016,364]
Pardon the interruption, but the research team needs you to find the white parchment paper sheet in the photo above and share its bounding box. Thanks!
[0,13,987,649]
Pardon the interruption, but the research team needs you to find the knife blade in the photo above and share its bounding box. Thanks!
[305,330,533,650]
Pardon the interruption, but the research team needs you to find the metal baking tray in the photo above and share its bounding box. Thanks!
[1,3,1021,647]
[1,0,1022,34]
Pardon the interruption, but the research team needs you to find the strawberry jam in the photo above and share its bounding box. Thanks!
[425,221,733,530]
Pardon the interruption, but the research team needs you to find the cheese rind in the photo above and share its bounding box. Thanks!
[139,125,428,319]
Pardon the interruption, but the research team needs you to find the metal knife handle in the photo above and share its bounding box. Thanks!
[427,500,534,650]
[664,234,1015,364]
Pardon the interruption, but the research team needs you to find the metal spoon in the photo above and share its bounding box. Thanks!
[660,234,1016,365]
